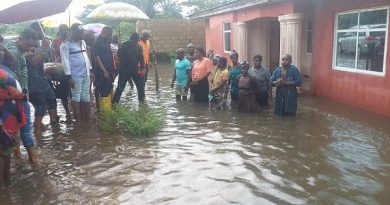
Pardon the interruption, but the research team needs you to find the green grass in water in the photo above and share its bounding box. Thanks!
[98,104,166,136]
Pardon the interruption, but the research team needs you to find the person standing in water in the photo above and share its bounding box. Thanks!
[210,56,229,109]
[60,24,92,122]
[271,54,302,116]
[139,30,151,86]
[113,33,145,104]
[249,54,271,106]
[94,27,115,110]
[237,61,257,112]
[170,48,191,101]
[52,24,71,121]
[190,47,212,103]
[228,51,241,101]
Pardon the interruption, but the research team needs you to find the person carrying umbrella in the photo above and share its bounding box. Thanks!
[93,27,115,110]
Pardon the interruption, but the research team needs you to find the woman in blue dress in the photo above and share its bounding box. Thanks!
[270,54,302,116]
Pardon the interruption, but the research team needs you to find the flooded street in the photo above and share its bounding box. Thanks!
[1,63,390,205]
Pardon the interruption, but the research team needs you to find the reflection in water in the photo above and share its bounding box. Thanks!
[1,64,390,205]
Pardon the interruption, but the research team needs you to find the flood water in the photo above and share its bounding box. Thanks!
[1,63,390,205]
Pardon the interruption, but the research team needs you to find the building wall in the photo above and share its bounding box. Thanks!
[137,19,205,53]
[312,0,390,116]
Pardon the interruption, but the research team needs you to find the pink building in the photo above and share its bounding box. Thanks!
[189,0,390,117]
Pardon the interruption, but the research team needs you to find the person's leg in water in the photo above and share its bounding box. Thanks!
[71,78,83,122]
[3,156,10,186]
[113,72,130,104]
[80,76,91,121]
[20,101,37,163]
[30,92,45,135]
[0,156,6,189]
[131,73,145,102]
[128,76,134,90]
[48,99,58,125]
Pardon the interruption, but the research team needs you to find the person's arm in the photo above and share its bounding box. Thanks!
[26,38,50,66]
[60,43,74,88]
[138,46,145,70]
[211,70,229,92]
[270,68,279,86]
[0,44,16,67]
[198,59,212,82]
[170,68,176,88]
[94,43,109,80]
[285,67,302,86]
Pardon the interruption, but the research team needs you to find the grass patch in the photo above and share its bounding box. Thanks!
[98,104,166,137]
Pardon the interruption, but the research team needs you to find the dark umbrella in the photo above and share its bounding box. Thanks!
[0,0,72,24]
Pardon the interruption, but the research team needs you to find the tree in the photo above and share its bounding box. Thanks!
[181,0,232,15]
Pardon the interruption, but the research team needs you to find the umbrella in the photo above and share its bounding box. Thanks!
[83,23,108,36]
[41,12,82,28]
[86,2,149,39]
[0,0,72,24]
[86,2,150,21]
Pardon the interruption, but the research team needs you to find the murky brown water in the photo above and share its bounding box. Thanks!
[1,63,390,205]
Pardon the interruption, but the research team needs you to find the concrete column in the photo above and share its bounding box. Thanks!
[233,22,248,62]
[278,13,303,69]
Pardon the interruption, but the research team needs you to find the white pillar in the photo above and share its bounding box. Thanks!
[233,22,248,62]
[278,13,303,69]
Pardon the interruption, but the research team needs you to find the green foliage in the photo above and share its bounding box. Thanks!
[98,104,166,137]
[168,51,177,66]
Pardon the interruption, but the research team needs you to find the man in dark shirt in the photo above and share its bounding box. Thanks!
[113,33,145,103]
[94,27,115,102]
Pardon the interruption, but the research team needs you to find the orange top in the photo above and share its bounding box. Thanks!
[192,57,213,81]
[138,40,150,65]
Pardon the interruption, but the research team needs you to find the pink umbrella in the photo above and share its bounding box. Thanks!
[0,0,72,24]
[83,23,108,36]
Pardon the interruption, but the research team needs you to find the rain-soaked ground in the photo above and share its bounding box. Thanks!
[1,63,390,205]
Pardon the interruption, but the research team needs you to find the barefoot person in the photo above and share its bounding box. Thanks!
[271,54,302,116]
[0,66,28,189]
[52,24,71,121]
[170,48,191,101]
[5,29,38,163]
[60,24,92,121]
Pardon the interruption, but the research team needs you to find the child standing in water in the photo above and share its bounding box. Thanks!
[237,62,257,112]
[171,48,192,101]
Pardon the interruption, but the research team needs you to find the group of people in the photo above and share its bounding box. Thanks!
[0,23,153,189]
[171,45,302,115]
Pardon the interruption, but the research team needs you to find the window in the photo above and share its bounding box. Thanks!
[333,7,388,74]
[307,20,313,53]
[223,22,231,52]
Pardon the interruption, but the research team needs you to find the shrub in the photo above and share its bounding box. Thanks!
[98,104,166,137]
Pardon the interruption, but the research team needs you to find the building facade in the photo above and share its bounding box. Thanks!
[190,0,390,117]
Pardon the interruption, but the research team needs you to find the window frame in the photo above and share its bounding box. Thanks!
[306,19,313,54]
[223,21,232,53]
[332,6,389,76]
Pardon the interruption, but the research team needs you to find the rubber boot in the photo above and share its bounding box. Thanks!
[72,102,81,122]
[81,102,91,121]
[27,147,38,164]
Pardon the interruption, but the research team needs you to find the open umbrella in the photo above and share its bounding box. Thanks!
[0,0,73,24]
[83,23,108,36]
[86,2,149,37]
[41,12,82,28]
[86,2,149,21]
